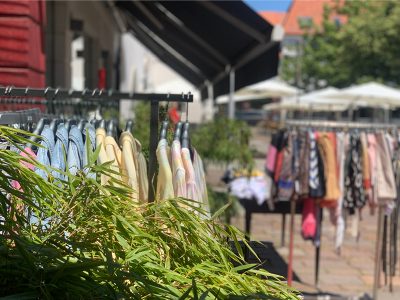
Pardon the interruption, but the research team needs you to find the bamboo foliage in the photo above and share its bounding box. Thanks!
[0,126,298,299]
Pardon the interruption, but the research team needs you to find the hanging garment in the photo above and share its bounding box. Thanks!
[360,133,371,190]
[335,132,347,251]
[292,131,300,193]
[104,135,123,182]
[302,198,317,240]
[376,132,397,202]
[35,125,55,180]
[82,123,96,179]
[273,131,288,183]
[317,132,340,202]
[297,131,310,197]
[277,133,294,201]
[182,147,201,204]
[51,123,68,180]
[96,127,109,185]
[171,140,187,198]
[12,147,37,191]
[67,125,84,176]
[367,133,378,210]
[120,131,140,202]
[343,134,366,215]
[96,128,108,164]
[135,140,148,202]
[309,131,325,198]
[265,130,284,176]
[156,139,174,201]
[193,148,210,213]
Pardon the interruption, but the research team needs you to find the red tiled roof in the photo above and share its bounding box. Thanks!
[283,0,347,36]
[259,11,286,25]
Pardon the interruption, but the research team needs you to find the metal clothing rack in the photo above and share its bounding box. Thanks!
[284,119,396,299]
[0,86,193,202]
[286,119,397,130]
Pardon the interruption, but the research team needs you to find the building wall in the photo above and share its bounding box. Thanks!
[46,1,210,123]
[46,1,121,89]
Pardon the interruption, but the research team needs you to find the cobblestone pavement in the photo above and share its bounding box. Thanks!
[207,127,400,300]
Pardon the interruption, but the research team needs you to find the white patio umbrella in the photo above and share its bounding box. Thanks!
[216,93,272,105]
[240,77,300,97]
[216,77,300,104]
[262,99,346,112]
[262,87,348,112]
[328,82,400,108]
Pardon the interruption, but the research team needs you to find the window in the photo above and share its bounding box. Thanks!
[298,16,313,29]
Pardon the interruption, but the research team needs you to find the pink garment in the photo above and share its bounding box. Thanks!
[12,147,37,190]
[302,198,317,240]
[265,145,277,174]
[171,140,187,198]
[181,148,201,204]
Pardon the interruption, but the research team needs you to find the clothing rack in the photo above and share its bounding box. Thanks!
[286,119,396,129]
[284,119,395,299]
[0,97,119,107]
[0,86,193,202]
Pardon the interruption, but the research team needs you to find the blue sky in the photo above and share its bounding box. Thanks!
[244,0,292,12]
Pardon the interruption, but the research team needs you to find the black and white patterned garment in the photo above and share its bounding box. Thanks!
[344,134,366,215]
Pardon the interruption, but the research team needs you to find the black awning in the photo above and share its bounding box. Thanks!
[116,0,280,99]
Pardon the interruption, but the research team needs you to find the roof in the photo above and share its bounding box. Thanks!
[283,0,346,36]
[115,1,280,99]
[259,11,286,25]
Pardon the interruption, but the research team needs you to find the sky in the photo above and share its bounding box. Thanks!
[244,0,292,12]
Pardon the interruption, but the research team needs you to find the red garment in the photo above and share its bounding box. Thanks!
[97,67,106,89]
[168,107,180,125]
[274,150,284,183]
[302,198,317,239]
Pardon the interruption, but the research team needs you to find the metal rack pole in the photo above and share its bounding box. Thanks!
[148,101,159,202]
[373,205,384,300]
[285,119,395,130]
[0,87,193,103]
[287,196,296,286]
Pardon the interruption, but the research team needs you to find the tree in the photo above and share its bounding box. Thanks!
[281,0,400,90]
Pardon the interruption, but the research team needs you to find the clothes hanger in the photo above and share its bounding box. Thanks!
[65,119,78,131]
[26,117,51,149]
[49,118,64,133]
[159,95,170,140]
[181,122,190,148]
[99,119,106,129]
[174,121,183,141]
[107,119,115,137]
[181,98,190,149]
[125,119,134,132]
[78,119,87,131]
